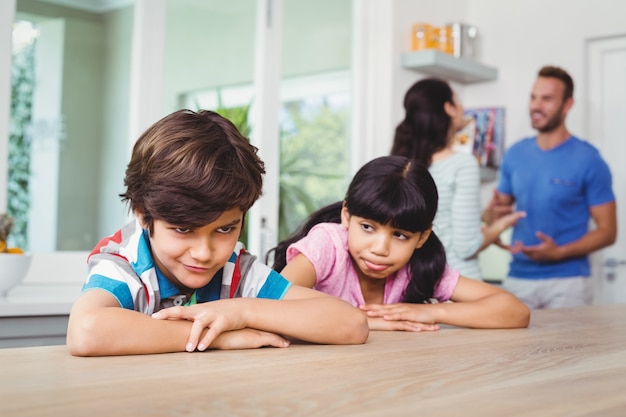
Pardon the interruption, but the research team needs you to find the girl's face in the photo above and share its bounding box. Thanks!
[341,207,430,281]
[142,208,243,292]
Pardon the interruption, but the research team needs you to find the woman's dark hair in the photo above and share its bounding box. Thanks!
[270,155,446,303]
[391,77,454,167]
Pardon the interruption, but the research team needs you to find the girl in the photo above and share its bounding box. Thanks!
[391,77,525,279]
[271,155,530,331]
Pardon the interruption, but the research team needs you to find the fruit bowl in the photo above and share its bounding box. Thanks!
[0,253,32,298]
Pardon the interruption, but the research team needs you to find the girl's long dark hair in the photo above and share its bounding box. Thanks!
[391,77,453,167]
[270,155,447,303]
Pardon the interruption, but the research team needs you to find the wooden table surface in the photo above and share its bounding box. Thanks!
[1,304,626,417]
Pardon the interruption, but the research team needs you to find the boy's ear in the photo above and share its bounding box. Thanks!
[134,210,147,229]
[340,203,350,228]
[415,227,432,249]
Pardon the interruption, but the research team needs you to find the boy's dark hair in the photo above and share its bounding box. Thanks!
[120,109,265,233]
[538,65,574,100]
[391,77,454,167]
[270,155,446,303]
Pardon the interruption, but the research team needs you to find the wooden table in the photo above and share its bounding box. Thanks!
[2,304,626,417]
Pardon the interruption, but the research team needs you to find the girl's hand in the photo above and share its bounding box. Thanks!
[212,329,290,350]
[152,299,247,352]
[360,303,440,332]
[366,316,440,332]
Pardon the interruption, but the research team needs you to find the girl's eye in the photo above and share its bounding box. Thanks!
[394,232,409,240]
[217,226,234,234]
[360,223,374,232]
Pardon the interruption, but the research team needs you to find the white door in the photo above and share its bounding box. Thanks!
[588,35,626,304]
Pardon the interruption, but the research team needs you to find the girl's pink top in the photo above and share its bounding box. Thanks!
[286,223,459,306]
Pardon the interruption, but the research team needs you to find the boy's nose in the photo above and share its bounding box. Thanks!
[189,239,213,261]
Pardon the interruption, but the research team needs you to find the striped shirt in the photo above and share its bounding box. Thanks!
[83,219,291,314]
[429,152,483,279]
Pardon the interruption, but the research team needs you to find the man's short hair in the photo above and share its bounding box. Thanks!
[538,66,574,100]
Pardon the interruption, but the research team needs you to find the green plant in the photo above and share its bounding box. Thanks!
[7,38,35,250]
[277,99,348,240]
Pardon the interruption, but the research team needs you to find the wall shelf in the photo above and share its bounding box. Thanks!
[401,50,498,84]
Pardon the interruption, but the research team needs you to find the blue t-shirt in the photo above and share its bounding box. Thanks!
[498,136,614,278]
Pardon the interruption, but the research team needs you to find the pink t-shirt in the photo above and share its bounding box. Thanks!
[286,223,459,306]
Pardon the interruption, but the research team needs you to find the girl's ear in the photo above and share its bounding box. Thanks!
[415,228,432,249]
[340,203,350,228]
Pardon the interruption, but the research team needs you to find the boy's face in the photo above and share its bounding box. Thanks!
[145,208,244,291]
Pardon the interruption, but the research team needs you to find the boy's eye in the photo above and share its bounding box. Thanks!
[217,226,234,234]
[174,227,192,234]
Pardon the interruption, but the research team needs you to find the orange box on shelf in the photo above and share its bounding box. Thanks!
[435,25,454,54]
[411,23,435,51]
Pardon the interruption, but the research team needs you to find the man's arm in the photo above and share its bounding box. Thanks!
[520,201,617,262]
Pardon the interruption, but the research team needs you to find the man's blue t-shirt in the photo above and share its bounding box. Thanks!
[498,136,614,278]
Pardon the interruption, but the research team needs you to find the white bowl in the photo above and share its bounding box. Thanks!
[0,253,32,297]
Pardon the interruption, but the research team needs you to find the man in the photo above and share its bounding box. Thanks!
[484,66,617,309]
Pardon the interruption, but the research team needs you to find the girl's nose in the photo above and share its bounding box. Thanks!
[370,234,390,256]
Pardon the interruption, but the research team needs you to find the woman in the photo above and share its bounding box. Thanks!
[391,78,523,279]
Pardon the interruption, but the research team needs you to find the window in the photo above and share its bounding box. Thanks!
[182,70,351,242]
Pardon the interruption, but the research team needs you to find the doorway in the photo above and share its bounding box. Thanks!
[588,35,626,304]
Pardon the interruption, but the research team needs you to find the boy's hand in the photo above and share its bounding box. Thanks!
[360,303,440,332]
[212,329,290,350]
[152,299,248,352]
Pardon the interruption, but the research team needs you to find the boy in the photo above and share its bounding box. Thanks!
[67,110,368,356]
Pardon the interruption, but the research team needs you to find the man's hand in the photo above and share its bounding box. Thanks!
[518,231,564,262]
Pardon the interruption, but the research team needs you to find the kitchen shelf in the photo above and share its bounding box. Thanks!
[401,50,498,84]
